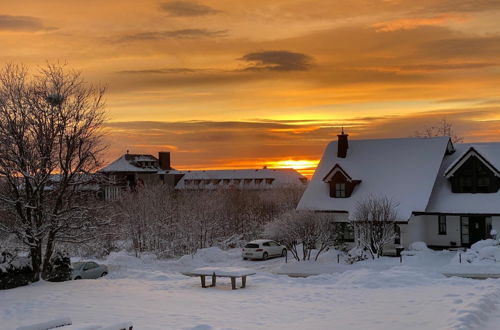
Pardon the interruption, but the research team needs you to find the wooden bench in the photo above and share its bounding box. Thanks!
[182,267,256,290]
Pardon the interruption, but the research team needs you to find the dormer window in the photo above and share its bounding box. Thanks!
[335,183,346,198]
[445,147,500,194]
[323,164,361,198]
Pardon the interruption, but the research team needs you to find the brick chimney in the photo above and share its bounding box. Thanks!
[158,151,171,170]
[337,129,349,158]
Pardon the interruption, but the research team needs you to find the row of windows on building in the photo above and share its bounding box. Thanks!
[184,178,276,186]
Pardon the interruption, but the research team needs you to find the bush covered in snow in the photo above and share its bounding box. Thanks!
[0,250,33,290]
[346,247,369,264]
[350,195,399,259]
[265,210,340,261]
[44,251,72,282]
[456,239,500,264]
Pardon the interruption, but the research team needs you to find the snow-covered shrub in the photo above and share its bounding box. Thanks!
[44,251,72,282]
[451,239,500,265]
[351,195,399,259]
[0,250,33,290]
[216,234,245,249]
[346,247,369,264]
[265,210,339,261]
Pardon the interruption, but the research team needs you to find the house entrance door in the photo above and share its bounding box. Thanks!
[469,216,486,245]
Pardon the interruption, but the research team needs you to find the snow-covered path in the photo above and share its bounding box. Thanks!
[2,249,500,330]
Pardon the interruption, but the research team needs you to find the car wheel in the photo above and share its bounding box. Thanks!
[243,257,248,260]
[101,272,108,277]
[74,276,81,280]
[282,249,287,257]
[262,252,268,260]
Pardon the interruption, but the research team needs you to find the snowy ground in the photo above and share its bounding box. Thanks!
[2,248,500,330]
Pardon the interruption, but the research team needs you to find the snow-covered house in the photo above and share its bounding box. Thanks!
[297,133,500,249]
[175,168,307,190]
[99,152,183,199]
[99,151,307,199]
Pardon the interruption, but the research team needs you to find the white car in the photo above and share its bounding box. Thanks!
[71,261,108,280]
[241,239,287,260]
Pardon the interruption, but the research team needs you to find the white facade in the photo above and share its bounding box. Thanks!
[298,136,500,250]
[398,215,500,249]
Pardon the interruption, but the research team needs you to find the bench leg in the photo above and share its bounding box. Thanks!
[211,273,216,287]
[231,277,236,290]
[200,275,206,288]
[241,276,247,288]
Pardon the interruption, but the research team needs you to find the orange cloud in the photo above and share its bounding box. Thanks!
[373,14,470,32]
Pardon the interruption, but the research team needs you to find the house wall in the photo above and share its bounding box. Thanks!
[424,215,461,247]
[492,216,500,235]
[399,215,426,249]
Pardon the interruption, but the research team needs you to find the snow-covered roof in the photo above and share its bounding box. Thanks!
[426,143,500,214]
[100,154,160,173]
[444,145,500,178]
[175,168,307,189]
[297,137,452,220]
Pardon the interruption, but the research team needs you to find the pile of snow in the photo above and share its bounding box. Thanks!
[410,241,431,252]
[442,239,500,277]
[104,251,158,269]
[401,242,431,257]
[175,247,232,267]
[456,239,500,264]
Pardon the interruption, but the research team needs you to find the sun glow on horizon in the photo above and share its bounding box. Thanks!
[265,159,319,178]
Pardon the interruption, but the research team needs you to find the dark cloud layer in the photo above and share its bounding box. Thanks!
[119,28,227,41]
[240,50,313,71]
[0,15,47,31]
[160,1,221,16]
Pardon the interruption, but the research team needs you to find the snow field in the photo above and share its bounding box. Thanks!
[2,247,500,330]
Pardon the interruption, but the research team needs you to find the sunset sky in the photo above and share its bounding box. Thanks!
[2,0,500,176]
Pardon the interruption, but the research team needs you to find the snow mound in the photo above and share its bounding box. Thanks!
[471,239,498,252]
[105,251,158,268]
[175,247,232,267]
[409,242,430,252]
[442,240,500,277]
[478,246,500,262]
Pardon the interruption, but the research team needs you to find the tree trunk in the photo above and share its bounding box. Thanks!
[30,244,43,282]
[41,230,56,279]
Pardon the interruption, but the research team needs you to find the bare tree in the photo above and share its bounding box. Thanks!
[351,196,398,259]
[0,63,107,281]
[413,118,464,143]
[265,211,338,261]
[116,184,177,257]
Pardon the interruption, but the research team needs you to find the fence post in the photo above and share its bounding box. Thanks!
[337,254,340,264]
[459,253,461,263]
[400,255,402,263]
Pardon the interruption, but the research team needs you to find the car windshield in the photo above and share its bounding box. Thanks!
[245,243,259,248]
[72,262,84,269]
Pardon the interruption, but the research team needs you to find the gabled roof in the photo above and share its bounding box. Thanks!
[444,146,500,178]
[100,154,160,173]
[426,143,500,214]
[323,164,353,182]
[297,137,452,220]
